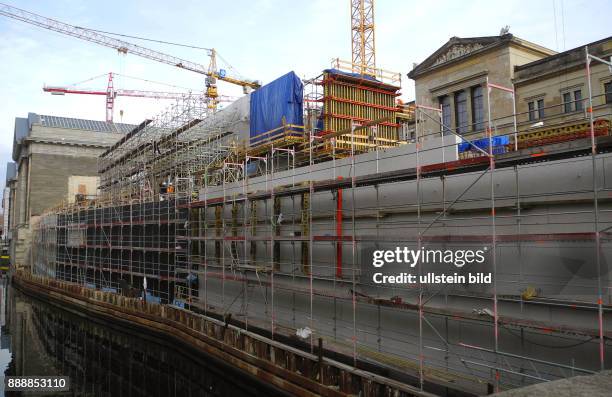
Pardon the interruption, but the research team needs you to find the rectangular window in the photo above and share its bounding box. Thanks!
[563,92,572,113]
[455,90,468,134]
[440,95,451,135]
[472,86,484,131]
[537,99,545,119]
[605,82,612,104]
[574,90,583,111]
[528,101,536,121]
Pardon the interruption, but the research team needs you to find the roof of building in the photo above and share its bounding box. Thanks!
[36,114,135,134]
[5,163,16,184]
[513,36,612,84]
[12,112,135,161]
[408,33,556,79]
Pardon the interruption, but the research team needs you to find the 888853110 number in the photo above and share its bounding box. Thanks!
[5,376,70,391]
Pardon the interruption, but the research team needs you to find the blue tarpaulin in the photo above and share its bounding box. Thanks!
[146,293,161,304]
[172,299,185,308]
[458,136,509,153]
[250,71,303,145]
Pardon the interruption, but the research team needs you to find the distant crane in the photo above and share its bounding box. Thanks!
[43,72,236,122]
[0,3,260,114]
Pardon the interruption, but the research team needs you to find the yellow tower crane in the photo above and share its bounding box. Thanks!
[333,0,399,85]
[351,0,376,77]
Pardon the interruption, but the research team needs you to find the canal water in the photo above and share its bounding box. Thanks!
[0,278,279,396]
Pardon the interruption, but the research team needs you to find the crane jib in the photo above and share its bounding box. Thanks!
[0,3,258,90]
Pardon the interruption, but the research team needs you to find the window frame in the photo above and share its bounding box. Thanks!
[574,90,583,111]
[440,95,452,135]
[563,92,572,114]
[471,85,484,131]
[455,90,468,134]
[605,81,612,104]
[528,101,536,121]
[537,99,545,119]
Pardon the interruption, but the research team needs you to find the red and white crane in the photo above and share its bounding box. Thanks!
[43,72,236,122]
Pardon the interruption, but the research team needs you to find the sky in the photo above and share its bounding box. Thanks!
[0,0,610,188]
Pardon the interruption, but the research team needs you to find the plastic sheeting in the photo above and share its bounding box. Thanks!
[201,93,251,145]
[249,71,303,145]
[458,136,510,153]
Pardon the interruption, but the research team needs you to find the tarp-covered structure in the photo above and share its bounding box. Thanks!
[249,71,303,145]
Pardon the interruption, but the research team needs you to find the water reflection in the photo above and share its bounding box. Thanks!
[0,279,276,396]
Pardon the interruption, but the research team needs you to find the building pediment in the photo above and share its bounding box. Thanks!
[408,34,556,80]
[408,35,513,79]
[431,43,485,67]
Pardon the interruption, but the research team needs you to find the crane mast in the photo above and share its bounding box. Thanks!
[351,0,376,77]
[106,71,115,122]
[0,3,259,112]
[332,0,398,85]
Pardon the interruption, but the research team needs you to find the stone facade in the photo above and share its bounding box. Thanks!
[28,153,99,215]
[513,36,612,128]
[3,163,17,242]
[8,113,132,266]
[408,34,556,140]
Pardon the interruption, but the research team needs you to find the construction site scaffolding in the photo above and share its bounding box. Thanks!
[30,48,612,394]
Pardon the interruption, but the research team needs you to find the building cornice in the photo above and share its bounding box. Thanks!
[429,71,489,96]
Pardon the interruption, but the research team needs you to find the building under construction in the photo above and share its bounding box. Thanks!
[25,33,612,395]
